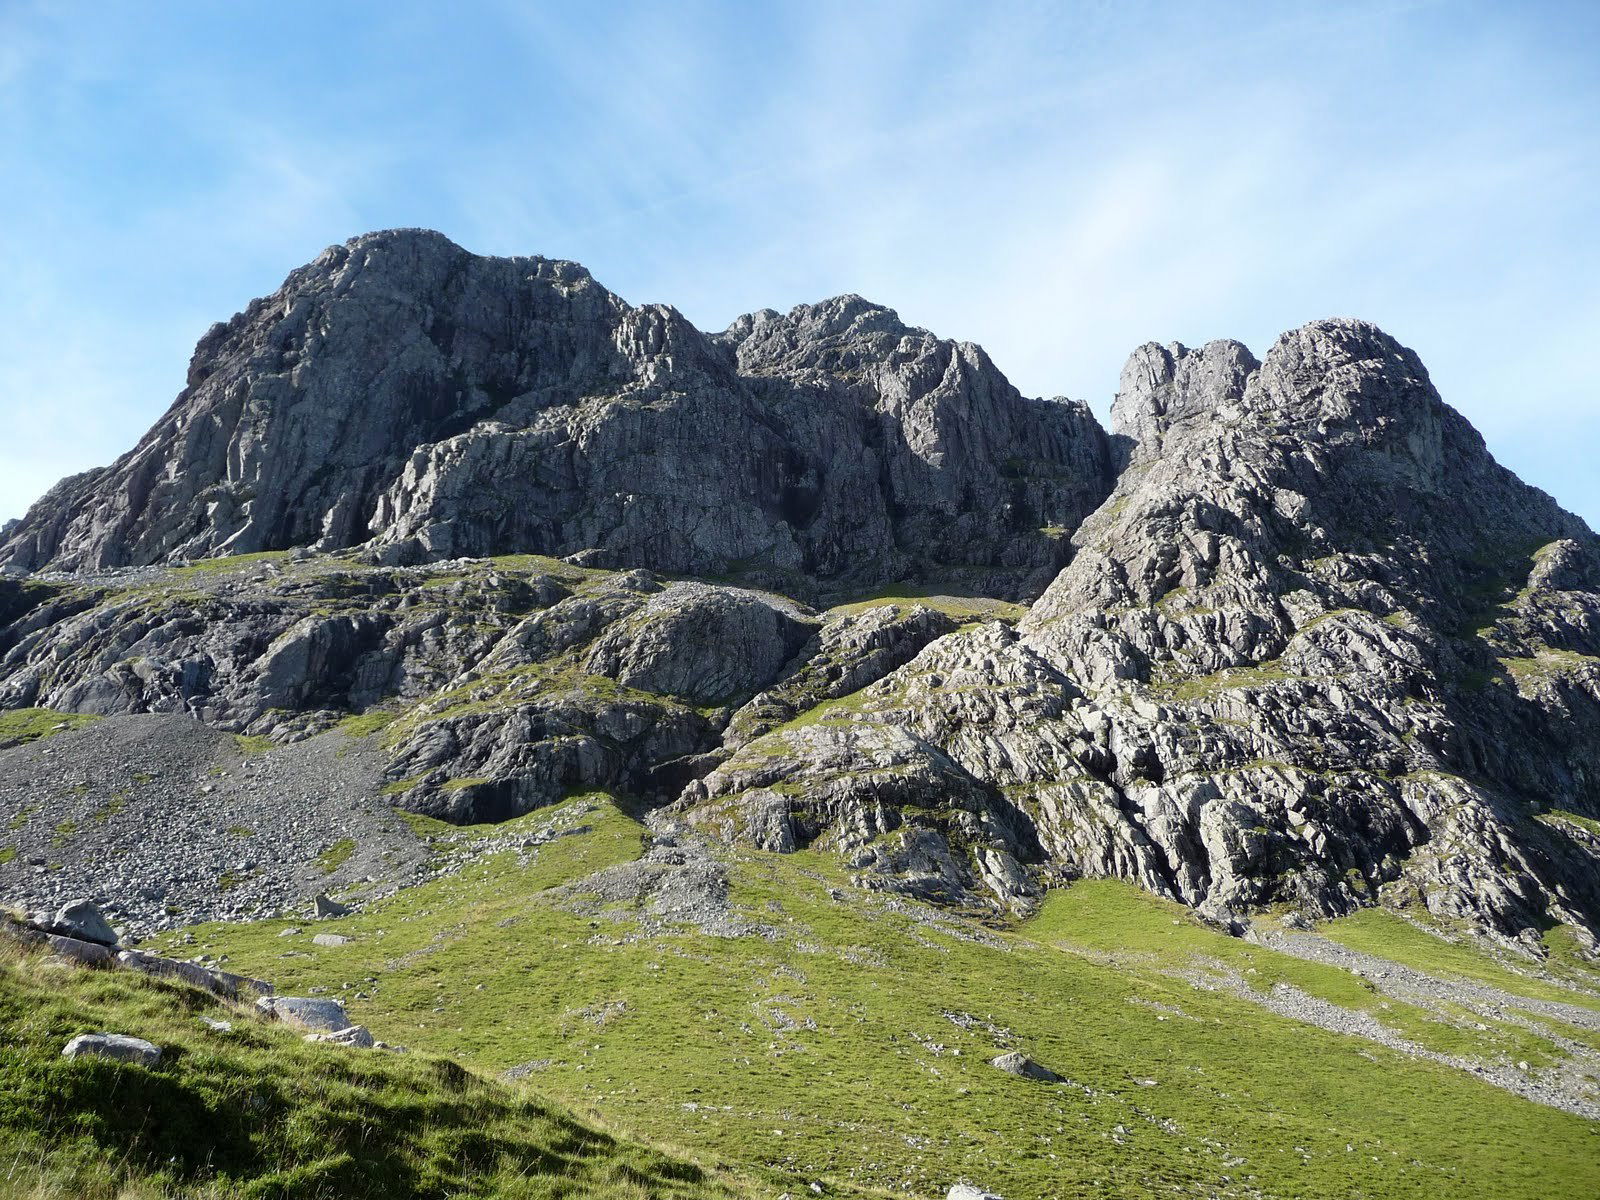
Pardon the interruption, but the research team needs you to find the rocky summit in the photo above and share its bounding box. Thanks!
[1,230,1596,952]
[2,229,1599,1199]
[0,228,1109,599]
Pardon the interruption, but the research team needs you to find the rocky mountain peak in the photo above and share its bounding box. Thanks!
[0,233,1111,594]
[2,236,1595,963]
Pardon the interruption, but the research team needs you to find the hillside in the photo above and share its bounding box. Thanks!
[1,232,1598,1197]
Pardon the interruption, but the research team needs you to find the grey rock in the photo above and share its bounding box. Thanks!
[305,1024,376,1049]
[988,1050,1061,1082]
[947,1187,1004,1200]
[0,231,1110,598]
[51,900,118,946]
[61,1033,161,1066]
[116,950,273,999]
[256,994,351,1033]
[685,319,1600,945]
[44,933,116,968]
[3,265,1598,960]
[311,933,351,947]
[312,894,350,918]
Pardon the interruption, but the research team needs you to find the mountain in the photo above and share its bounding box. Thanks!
[2,230,1599,1198]
[0,229,1110,600]
[690,319,1600,945]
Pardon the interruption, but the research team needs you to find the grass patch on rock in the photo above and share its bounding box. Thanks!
[0,708,100,750]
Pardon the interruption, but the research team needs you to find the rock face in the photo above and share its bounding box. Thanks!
[686,320,1600,947]
[0,230,1111,599]
[1,235,1597,955]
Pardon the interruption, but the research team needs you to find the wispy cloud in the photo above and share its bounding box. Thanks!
[1,0,1595,527]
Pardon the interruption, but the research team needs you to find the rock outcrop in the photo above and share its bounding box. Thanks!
[0,230,1111,600]
[685,320,1600,947]
[1,231,1596,952]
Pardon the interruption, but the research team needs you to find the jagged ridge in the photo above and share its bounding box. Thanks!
[0,229,1111,600]
[1,235,1598,957]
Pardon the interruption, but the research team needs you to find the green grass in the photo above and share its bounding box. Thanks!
[0,938,757,1199]
[335,709,402,739]
[167,809,1600,1200]
[1153,661,1305,702]
[828,588,1028,622]
[0,708,100,750]
[317,839,357,875]
[1319,907,1600,1012]
[170,549,294,577]
[233,734,277,756]
[1543,810,1600,839]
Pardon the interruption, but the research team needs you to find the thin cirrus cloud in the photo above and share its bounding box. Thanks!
[0,0,1594,528]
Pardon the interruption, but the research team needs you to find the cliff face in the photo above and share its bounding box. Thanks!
[688,320,1600,945]
[0,230,1111,599]
[3,233,1597,952]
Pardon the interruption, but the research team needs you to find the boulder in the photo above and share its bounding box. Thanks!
[44,934,116,968]
[312,894,351,918]
[947,1187,1003,1200]
[256,995,351,1033]
[989,1051,1061,1083]
[51,900,119,947]
[117,950,273,999]
[311,933,352,947]
[61,1033,161,1066]
[305,1024,376,1049]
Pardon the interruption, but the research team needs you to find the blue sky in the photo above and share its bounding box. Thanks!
[1,0,1596,527]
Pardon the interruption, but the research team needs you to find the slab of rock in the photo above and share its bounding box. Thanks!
[948,1186,1003,1200]
[44,933,116,968]
[305,1024,375,1049]
[116,949,273,999]
[257,994,351,1033]
[989,1051,1061,1083]
[51,900,119,947]
[0,915,45,948]
[311,933,351,947]
[61,1033,161,1066]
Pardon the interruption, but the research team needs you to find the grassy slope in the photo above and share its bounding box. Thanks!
[162,799,1600,1200]
[0,939,759,1200]
[1318,907,1600,1010]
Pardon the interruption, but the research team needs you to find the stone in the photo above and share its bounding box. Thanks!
[117,950,218,991]
[988,1051,1061,1083]
[947,1186,1004,1200]
[1,249,1598,953]
[116,950,272,1000]
[683,318,1600,945]
[61,1033,162,1066]
[305,1024,376,1049]
[256,995,352,1034]
[312,894,350,918]
[311,933,351,947]
[44,934,116,968]
[51,900,119,947]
